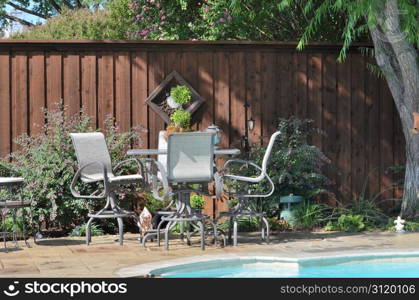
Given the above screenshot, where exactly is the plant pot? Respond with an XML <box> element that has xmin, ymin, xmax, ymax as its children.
<box><xmin>166</xmin><ymin>96</ymin><xmax>181</xmax><ymax>109</ymax></box>
<box><xmin>279</xmin><ymin>195</ymin><xmax>303</xmax><ymax>225</ymax></box>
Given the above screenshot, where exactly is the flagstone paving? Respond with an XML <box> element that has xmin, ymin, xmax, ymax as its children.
<box><xmin>1</xmin><ymin>231</ymin><xmax>418</xmax><ymax>277</ymax></box>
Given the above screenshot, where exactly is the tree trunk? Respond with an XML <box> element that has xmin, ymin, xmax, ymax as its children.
<box><xmin>369</xmin><ymin>0</ymin><xmax>419</xmax><ymax>218</ymax></box>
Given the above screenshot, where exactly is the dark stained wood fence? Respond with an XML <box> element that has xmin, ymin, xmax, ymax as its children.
<box><xmin>0</xmin><ymin>41</ymin><xmax>405</xmax><ymax>216</ymax></box>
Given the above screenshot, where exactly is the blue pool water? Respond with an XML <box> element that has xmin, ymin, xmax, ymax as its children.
<box><xmin>150</xmin><ymin>255</ymin><xmax>419</xmax><ymax>278</ymax></box>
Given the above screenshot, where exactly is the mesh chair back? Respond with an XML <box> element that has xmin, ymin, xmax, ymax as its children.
<box><xmin>167</xmin><ymin>132</ymin><xmax>214</xmax><ymax>183</ymax></box>
<box><xmin>157</xmin><ymin>130</ymin><xmax>168</xmax><ymax>171</ymax></box>
<box><xmin>70</xmin><ymin>132</ymin><xmax>113</xmax><ymax>182</ymax></box>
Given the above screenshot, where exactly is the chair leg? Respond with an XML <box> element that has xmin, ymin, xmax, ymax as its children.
<box><xmin>262</xmin><ymin>216</ymin><xmax>270</xmax><ymax>244</ymax></box>
<box><xmin>164</xmin><ymin>221</ymin><xmax>172</xmax><ymax>251</ymax></box>
<box><xmin>261</xmin><ymin>216</ymin><xmax>265</xmax><ymax>240</ymax></box>
<box><xmin>12</xmin><ymin>209</ymin><xmax>18</xmax><ymax>248</ymax></box>
<box><xmin>199</xmin><ymin>221</ymin><xmax>205</xmax><ymax>251</ymax></box>
<box><xmin>86</xmin><ymin>217</ymin><xmax>94</xmax><ymax>245</ymax></box>
<box><xmin>233</xmin><ymin>218</ymin><xmax>238</xmax><ymax>247</ymax></box>
<box><xmin>21</xmin><ymin>207</ymin><xmax>30</xmax><ymax>248</ymax></box>
<box><xmin>156</xmin><ymin>219</ymin><xmax>165</xmax><ymax>247</ymax></box>
<box><xmin>117</xmin><ymin>217</ymin><xmax>124</xmax><ymax>246</ymax></box>
<box><xmin>228</xmin><ymin>216</ymin><xmax>233</xmax><ymax>244</ymax></box>
<box><xmin>2</xmin><ymin>208</ymin><xmax>7</xmax><ymax>252</ymax></box>
<box><xmin>212</xmin><ymin>221</ymin><xmax>217</xmax><ymax>246</ymax></box>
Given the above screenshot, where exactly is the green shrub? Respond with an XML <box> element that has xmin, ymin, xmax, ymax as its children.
<box><xmin>170</xmin><ymin>85</ymin><xmax>192</xmax><ymax>105</ymax></box>
<box><xmin>190</xmin><ymin>194</ymin><xmax>205</xmax><ymax>210</ymax></box>
<box><xmin>170</xmin><ymin>109</ymin><xmax>191</xmax><ymax>128</ymax></box>
<box><xmin>6</xmin><ymin>101</ymin><xmax>143</xmax><ymax>231</ymax></box>
<box><xmin>69</xmin><ymin>223</ymin><xmax>104</xmax><ymax>237</ymax></box>
<box><xmin>291</xmin><ymin>202</ymin><xmax>333</xmax><ymax>230</ymax></box>
<box><xmin>13</xmin><ymin>2</ymin><xmax>133</xmax><ymax>40</ymax></box>
<box><xmin>326</xmin><ymin>214</ymin><xmax>367</xmax><ymax>232</ymax></box>
<box><xmin>405</xmin><ymin>221</ymin><xmax>419</xmax><ymax>232</ymax></box>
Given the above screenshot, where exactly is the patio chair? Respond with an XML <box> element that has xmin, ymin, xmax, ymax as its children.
<box><xmin>0</xmin><ymin>177</ymin><xmax>31</xmax><ymax>251</ymax></box>
<box><xmin>70</xmin><ymin>132</ymin><xmax>145</xmax><ymax>245</ymax></box>
<box><xmin>215</xmin><ymin>131</ymin><xmax>281</xmax><ymax>246</ymax></box>
<box><xmin>143</xmin><ymin>132</ymin><xmax>222</xmax><ymax>250</ymax></box>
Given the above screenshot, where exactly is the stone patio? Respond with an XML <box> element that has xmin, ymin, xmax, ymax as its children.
<box><xmin>1</xmin><ymin>231</ymin><xmax>418</xmax><ymax>277</ymax></box>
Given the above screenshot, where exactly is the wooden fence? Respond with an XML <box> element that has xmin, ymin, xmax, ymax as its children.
<box><xmin>0</xmin><ymin>41</ymin><xmax>404</xmax><ymax>216</ymax></box>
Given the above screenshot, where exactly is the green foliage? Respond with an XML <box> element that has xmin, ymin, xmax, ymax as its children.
<box><xmin>291</xmin><ymin>202</ymin><xmax>334</xmax><ymax>230</ymax></box>
<box><xmin>190</xmin><ymin>194</ymin><xmax>205</xmax><ymax>210</ymax></box>
<box><xmin>405</xmin><ymin>221</ymin><xmax>419</xmax><ymax>232</ymax></box>
<box><xmin>5</xmin><ymin>101</ymin><xmax>143</xmax><ymax>231</ymax></box>
<box><xmin>129</xmin><ymin>0</ymin><xmax>346</xmax><ymax>41</ymax></box>
<box><xmin>141</xmin><ymin>192</ymin><xmax>171</xmax><ymax>213</ymax></box>
<box><xmin>170</xmin><ymin>109</ymin><xmax>191</xmax><ymax>128</ymax></box>
<box><xmin>326</xmin><ymin>214</ymin><xmax>367</xmax><ymax>232</ymax></box>
<box><xmin>69</xmin><ymin>223</ymin><xmax>104</xmax><ymax>237</ymax></box>
<box><xmin>12</xmin><ymin>1</ymin><xmax>133</xmax><ymax>39</ymax></box>
<box><xmin>239</xmin><ymin>117</ymin><xmax>333</xmax><ymax>203</ymax></box>
<box><xmin>278</xmin><ymin>0</ymin><xmax>419</xmax><ymax>60</ymax></box>
<box><xmin>170</xmin><ymin>85</ymin><xmax>192</xmax><ymax>105</ymax></box>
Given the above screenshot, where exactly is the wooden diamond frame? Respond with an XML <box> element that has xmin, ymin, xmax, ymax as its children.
<box><xmin>145</xmin><ymin>71</ymin><xmax>205</xmax><ymax>124</ymax></box>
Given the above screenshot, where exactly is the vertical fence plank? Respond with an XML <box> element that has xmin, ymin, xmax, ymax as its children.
<box><xmin>180</xmin><ymin>51</ymin><xmax>199</xmax><ymax>130</ymax></box>
<box><xmin>98</xmin><ymin>53</ymin><xmax>114</xmax><ymax>127</ymax></box>
<box><xmin>229</xmin><ymin>52</ymin><xmax>246</xmax><ymax>148</ymax></box>
<box><xmin>350</xmin><ymin>54</ymin><xmax>366</xmax><ymax>201</ymax></box>
<box><xmin>132</xmin><ymin>51</ymin><xmax>149</xmax><ymax>148</ymax></box>
<box><xmin>246</xmin><ymin>51</ymin><xmax>262</xmax><ymax>145</ymax></box>
<box><xmin>81</xmin><ymin>53</ymin><xmax>97</xmax><ymax>127</ymax></box>
<box><xmin>63</xmin><ymin>53</ymin><xmax>80</xmax><ymax>117</ymax></box>
<box><xmin>148</xmin><ymin>52</ymin><xmax>165</xmax><ymax>148</ymax></box>
<box><xmin>322</xmin><ymin>54</ymin><xmax>337</xmax><ymax>196</ymax></box>
<box><xmin>214</xmin><ymin>51</ymin><xmax>230</xmax><ymax>149</ymax></box>
<box><xmin>380</xmin><ymin>80</ymin><xmax>395</xmax><ymax>202</ymax></box>
<box><xmin>29</xmin><ymin>53</ymin><xmax>45</xmax><ymax>135</ymax></box>
<box><xmin>115</xmin><ymin>52</ymin><xmax>131</xmax><ymax>133</ymax></box>
<box><xmin>46</xmin><ymin>53</ymin><xmax>62</xmax><ymax>109</ymax></box>
<box><xmin>365</xmin><ymin>57</ymin><xmax>381</xmax><ymax>199</ymax></box>
<box><xmin>197</xmin><ymin>52</ymin><xmax>214</xmax><ymax>130</ymax></box>
<box><xmin>0</xmin><ymin>52</ymin><xmax>10</xmax><ymax>158</ymax></box>
<box><xmin>279</xmin><ymin>52</ymin><xmax>293</xmax><ymax>117</ymax></box>
<box><xmin>295</xmin><ymin>52</ymin><xmax>308</xmax><ymax>119</ymax></box>
<box><xmin>336</xmin><ymin>56</ymin><xmax>352</xmax><ymax>203</ymax></box>
<box><xmin>308</xmin><ymin>53</ymin><xmax>323</xmax><ymax>149</ymax></box>
<box><xmin>11</xmin><ymin>53</ymin><xmax>28</xmax><ymax>152</ymax></box>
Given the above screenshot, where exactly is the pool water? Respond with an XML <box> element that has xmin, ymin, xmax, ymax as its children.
<box><xmin>150</xmin><ymin>256</ymin><xmax>419</xmax><ymax>278</ymax></box>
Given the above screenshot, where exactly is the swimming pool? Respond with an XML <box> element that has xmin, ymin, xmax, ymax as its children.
<box><xmin>149</xmin><ymin>254</ymin><xmax>419</xmax><ymax>278</ymax></box>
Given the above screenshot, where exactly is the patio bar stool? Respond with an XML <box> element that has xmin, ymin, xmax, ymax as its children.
<box><xmin>0</xmin><ymin>177</ymin><xmax>31</xmax><ymax>252</ymax></box>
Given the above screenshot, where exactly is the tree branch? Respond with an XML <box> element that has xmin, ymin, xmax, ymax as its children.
<box><xmin>7</xmin><ymin>2</ymin><xmax>48</xmax><ymax>19</ymax></box>
<box><xmin>62</xmin><ymin>0</ymin><xmax>75</xmax><ymax>9</ymax></box>
<box><xmin>4</xmin><ymin>14</ymin><xmax>35</xmax><ymax>27</ymax></box>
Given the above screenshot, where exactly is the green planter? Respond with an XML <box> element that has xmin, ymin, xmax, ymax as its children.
<box><xmin>279</xmin><ymin>195</ymin><xmax>303</xmax><ymax>225</ymax></box>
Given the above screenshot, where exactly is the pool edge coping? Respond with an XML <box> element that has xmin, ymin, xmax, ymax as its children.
<box><xmin>114</xmin><ymin>249</ymin><xmax>419</xmax><ymax>278</ymax></box>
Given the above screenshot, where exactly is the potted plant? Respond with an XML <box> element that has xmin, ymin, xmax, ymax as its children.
<box><xmin>190</xmin><ymin>194</ymin><xmax>205</xmax><ymax>212</ymax></box>
<box><xmin>166</xmin><ymin>85</ymin><xmax>192</xmax><ymax>109</ymax></box>
<box><xmin>165</xmin><ymin>109</ymin><xmax>192</xmax><ymax>137</ymax></box>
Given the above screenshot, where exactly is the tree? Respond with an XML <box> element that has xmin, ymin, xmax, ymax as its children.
<box><xmin>280</xmin><ymin>0</ymin><xmax>418</xmax><ymax>217</ymax></box>
<box><xmin>0</xmin><ymin>0</ymin><xmax>108</xmax><ymax>28</ymax></box>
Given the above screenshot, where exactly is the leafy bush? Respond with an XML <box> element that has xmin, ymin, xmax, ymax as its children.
<box><xmin>291</xmin><ymin>202</ymin><xmax>334</xmax><ymax>230</ymax></box>
<box><xmin>325</xmin><ymin>214</ymin><xmax>367</xmax><ymax>232</ymax></box>
<box><xmin>69</xmin><ymin>223</ymin><xmax>104</xmax><ymax>237</ymax></box>
<box><xmin>6</xmin><ymin>101</ymin><xmax>143</xmax><ymax>232</ymax></box>
<box><xmin>170</xmin><ymin>109</ymin><xmax>191</xmax><ymax>128</ymax></box>
<box><xmin>190</xmin><ymin>194</ymin><xmax>205</xmax><ymax>210</ymax></box>
<box><xmin>170</xmin><ymin>85</ymin><xmax>192</xmax><ymax>106</ymax></box>
<box><xmin>13</xmin><ymin>1</ymin><xmax>133</xmax><ymax>40</ymax></box>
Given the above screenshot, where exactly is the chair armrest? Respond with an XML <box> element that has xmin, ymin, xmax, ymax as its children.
<box><xmin>70</xmin><ymin>161</ymin><xmax>110</xmax><ymax>199</ymax></box>
<box><xmin>222</xmin><ymin>158</ymin><xmax>265</xmax><ymax>183</ymax></box>
<box><xmin>222</xmin><ymin>159</ymin><xmax>275</xmax><ymax>198</ymax></box>
<box><xmin>113</xmin><ymin>158</ymin><xmax>147</xmax><ymax>183</ymax></box>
